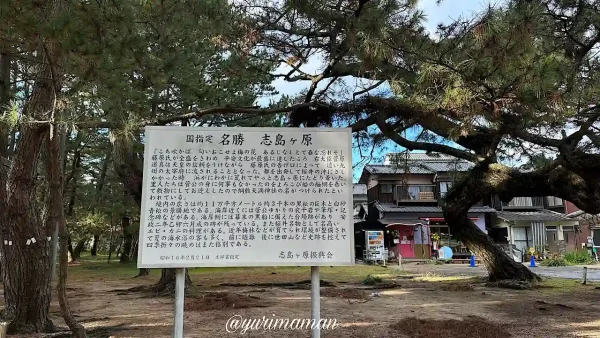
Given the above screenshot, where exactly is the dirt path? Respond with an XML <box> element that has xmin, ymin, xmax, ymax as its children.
<box><xmin>6</xmin><ymin>271</ymin><xmax>597</xmax><ymax>338</ymax></box>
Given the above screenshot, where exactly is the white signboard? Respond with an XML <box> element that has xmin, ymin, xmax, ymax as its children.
<box><xmin>137</xmin><ymin>127</ymin><xmax>354</xmax><ymax>268</ymax></box>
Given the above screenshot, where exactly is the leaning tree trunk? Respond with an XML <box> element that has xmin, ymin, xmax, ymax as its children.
<box><xmin>72</xmin><ymin>238</ymin><xmax>87</xmax><ymax>260</ymax></box>
<box><xmin>442</xmin><ymin>165</ymin><xmax>540</xmax><ymax>282</ymax></box>
<box><xmin>443</xmin><ymin>211</ymin><xmax>539</xmax><ymax>281</ymax></box>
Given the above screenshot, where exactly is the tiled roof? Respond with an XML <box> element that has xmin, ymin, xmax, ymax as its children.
<box><xmin>386</xmin><ymin>153</ymin><xmax>459</xmax><ymax>162</ymax></box>
<box><xmin>365</xmin><ymin>162</ymin><xmax>437</xmax><ymax>175</ymax></box>
<box><xmin>375</xmin><ymin>203</ymin><xmax>496</xmax><ymax>214</ymax></box>
<box><xmin>366</xmin><ymin>153</ymin><xmax>474</xmax><ymax>175</ymax></box>
<box><xmin>496</xmin><ymin>210</ymin><xmax>574</xmax><ymax>222</ymax></box>
<box><xmin>419</xmin><ymin>161</ymin><xmax>473</xmax><ymax>172</ymax></box>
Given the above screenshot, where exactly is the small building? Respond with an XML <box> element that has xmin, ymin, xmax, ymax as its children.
<box><xmin>370</xmin><ymin>203</ymin><xmax>496</xmax><ymax>259</ymax></box>
<box><xmin>491</xmin><ymin>210</ymin><xmax>579</xmax><ymax>256</ymax></box>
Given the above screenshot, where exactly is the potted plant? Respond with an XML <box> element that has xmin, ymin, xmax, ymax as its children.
<box><xmin>431</xmin><ymin>233</ymin><xmax>440</xmax><ymax>250</ymax></box>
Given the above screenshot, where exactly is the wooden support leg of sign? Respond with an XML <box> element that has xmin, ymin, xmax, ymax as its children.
<box><xmin>173</xmin><ymin>268</ymin><xmax>186</xmax><ymax>338</ymax></box>
<box><xmin>311</xmin><ymin>266</ymin><xmax>320</xmax><ymax>338</ymax></box>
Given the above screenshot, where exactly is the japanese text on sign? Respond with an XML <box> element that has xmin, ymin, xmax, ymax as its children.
<box><xmin>137</xmin><ymin>127</ymin><xmax>354</xmax><ymax>268</ymax></box>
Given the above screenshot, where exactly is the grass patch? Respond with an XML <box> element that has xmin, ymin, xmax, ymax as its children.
<box><xmin>391</xmin><ymin>316</ymin><xmax>511</xmax><ymax>338</ymax></box>
<box><xmin>68</xmin><ymin>254</ymin><xmax>396</xmax><ymax>285</ymax></box>
<box><xmin>539</xmin><ymin>257</ymin><xmax>568</xmax><ymax>267</ymax></box>
<box><xmin>537</xmin><ymin>277</ymin><xmax>599</xmax><ymax>292</ymax></box>
<box><xmin>564</xmin><ymin>250</ymin><xmax>595</xmax><ymax>265</ymax></box>
<box><xmin>362</xmin><ymin>274</ymin><xmax>383</xmax><ymax>285</ymax></box>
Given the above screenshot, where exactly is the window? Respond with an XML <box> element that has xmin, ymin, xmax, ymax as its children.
<box><xmin>546</xmin><ymin>226</ymin><xmax>557</xmax><ymax>231</ymax></box>
<box><xmin>562</xmin><ymin>225</ymin><xmax>575</xmax><ymax>232</ymax></box>
<box><xmin>439</xmin><ymin>182</ymin><xmax>452</xmax><ymax>198</ymax></box>
<box><xmin>380</xmin><ymin>184</ymin><xmax>393</xmax><ymax>194</ymax></box>
<box><xmin>396</xmin><ymin>185</ymin><xmax>436</xmax><ymax>200</ymax></box>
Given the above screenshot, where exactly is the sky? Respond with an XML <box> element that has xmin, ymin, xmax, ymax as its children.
<box><xmin>256</xmin><ymin>0</ymin><xmax>500</xmax><ymax>182</ymax></box>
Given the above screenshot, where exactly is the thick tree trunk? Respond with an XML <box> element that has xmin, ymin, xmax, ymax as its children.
<box><xmin>442</xmin><ymin>166</ymin><xmax>540</xmax><ymax>282</ymax></box>
<box><xmin>72</xmin><ymin>238</ymin><xmax>87</xmax><ymax>260</ymax></box>
<box><xmin>156</xmin><ymin>268</ymin><xmax>192</xmax><ymax>292</ymax></box>
<box><xmin>120</xmin><ymin>215</ymin><xmax>133</xmax><ymax>263</ymax></box>
<box><xmin>91</xmin><ymin>234</ymin><xmax>99</xmax><ymax>256</ymax></box>
<box><xmin>443</xmin><ymin>211</ymin><xmax>539</xmax><ymax>281</ymax></box>
<box><xmin>0</xmin><ymin>41</ymin><xmax>63</xmax><ymax>333</ymax></box>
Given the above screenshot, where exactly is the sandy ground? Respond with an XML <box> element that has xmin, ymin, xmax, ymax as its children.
<box><xmin>395</xmin><ymin>263</ymin><xmax>600</xmax><ymax>281</ymax></box>
<box><xmin>3</xmin><ymin>264</ymin><xmax>600</xmax><ymax>338</ymax></box>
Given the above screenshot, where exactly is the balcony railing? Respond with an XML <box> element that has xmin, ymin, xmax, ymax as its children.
<box><xmin>501</xmin><ymin>196</ymin><xmax>544</xmax><ymax>209</ymax></box>
<box><xmin>394</xmin><ymin>185</ymin><xmax>436</xmax><ymax>201</ymax></box>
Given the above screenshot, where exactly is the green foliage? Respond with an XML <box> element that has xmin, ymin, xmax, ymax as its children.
<box><xmin>563</xmin><ymin>250</ymin><xmax>594</xmax><ymax>265</ymax></box>
<box><xmin>362</xmin><ymin>274</ymin><xmax>383</xmax><ymax>285</ymax></box>
<box><xmin>539</xmin><ymin>257</ymin><xmax>568</xmax><ymax>267</ymax></box>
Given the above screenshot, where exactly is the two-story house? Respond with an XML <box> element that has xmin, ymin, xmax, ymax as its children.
<box><xmin>358</xmin><ymin>153</ymin><xmax>497</xmax><ymax>260</ymax></box>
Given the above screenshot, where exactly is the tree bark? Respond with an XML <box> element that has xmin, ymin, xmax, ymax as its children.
<box><xmin>120</xmin><ymin>215</ymin><xmax>133</xmax><ymax>263</ymax></box>
<box><xmin>136</xmin><ymin>268</ymin><xmax>150</xmax><ymax>277</ymax></box>
<box><xmin>45</xmin><ymin>112</ymin><xmax>86</xmax><ymax>338</ymax></box>
<box><xmin>443</xmin><ymin>211</ymin><xmax>539</xmax><ymax>281</ymax></box>
<box><xmin>442</xmin><ymin>165</ymin><xmax>540</xmax><ymax>282</ymax></box>
<box><xmin>0</xmin><ymin>53</ymin><xmax>11</xmax><ymax>158</ymax></box>
<box><xmin>0</xmin><ymin>42</ymin><xmax>62</xmax><ymax>333</ymax></box>
<box><xmin>72</xmin><ymin>238</ymin><xmax>87</xmax><ymax>260</ymax></box>
<box><xmin>90</xmin><ymin>234</ymin><xmax>99</xmax><ymax>256</ymax></box>
<box><xmin>156</xmin><ymin>268</ymin><xmax>192</xmax><ymax>293</ymax></box>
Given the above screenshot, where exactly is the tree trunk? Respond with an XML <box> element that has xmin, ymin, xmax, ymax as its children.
<box><xmin>156</xmin><ymin>268</ymin><xmax>192</xmax><ymax>293</ymax></box>
<box><xmin>72</xmin><ymin>238</ymin><xmax>87</xmax><ymax>260</ymax></box>
<box><xmin>46</xmin><ymin>112</ymin><xmax>86</xmax><ymax>338</ymax></box>
<box><xmin>68</xmin><ymin>236</ymin><xmax>75</xmax><ymax>262</ymax></box>
<box><xmin>110</xmin><ymin>131</ymin><xmax>193</xmax><ymax>288</ymax></box>
<box><xmin>120</xmin><ymin>215</ymin><xmax>133</xmax><ymax>263</ymax></box>
<box><xmin>443</xmin><ymin>211</ymin><xmax>540</xmax><ymax>281</ymax></box>
<box><xmin>132</xmin><ymin>235</ymin><xmax>139</xmax><ymax>260</ymax></box>
<box><xmin>90</xmin><ymin>234</ymin><xmax>99</xmax><ymax>256</ymax></box>
<box><xmin>0</xmin><ymin>42</ymin><xmax>63</xmax><ymax>333</ymax></box>
<box><xmin>442</xmin><ymin>166</ymin><xmax>540</xmax><ymax>282</ymax></box>
<box><xmin>136</xmin><ymin>268</ymin><xmax>150</xmax><ymax>277</ymax></box>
